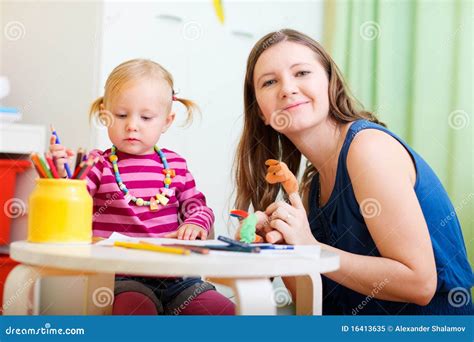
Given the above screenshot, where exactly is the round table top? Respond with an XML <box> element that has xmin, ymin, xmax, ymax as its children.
<box><xmin>10</xmin><ymin>240</ymin><xmax>339</xmax><ymax>278</ymax></box>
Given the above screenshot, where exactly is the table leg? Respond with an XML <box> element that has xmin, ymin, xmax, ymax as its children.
<box><xmin>295</xmin><ymin>273</ymin><xmax>322</xmax><ymax>315</ymax></box>
<box><xmin>207</xmin><ymin>277</ymin><xmax>276</xmax><ymax>315</ymax></box>
<box><xmin>3</xmin><ymin>264</ymin><xmax>114</xmax><ymax>315</ymax></box>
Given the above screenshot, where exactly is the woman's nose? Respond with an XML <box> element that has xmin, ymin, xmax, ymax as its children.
<box><xmin>279</xmin><ymin>78</ymin><xmax>298</xmax><ymax>98</ymax></box>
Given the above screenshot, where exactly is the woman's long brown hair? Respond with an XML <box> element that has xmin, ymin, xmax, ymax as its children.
<box><xmin>234</xmin><ymin>29</ymin><xmax>385</xmax><ymax>212</ymax></box>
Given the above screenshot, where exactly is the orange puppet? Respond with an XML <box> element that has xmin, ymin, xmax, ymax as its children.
<box><xmin>263</xmin><ymin>159</ymin><xmax>299</xmax><ymax>244</ymax></box>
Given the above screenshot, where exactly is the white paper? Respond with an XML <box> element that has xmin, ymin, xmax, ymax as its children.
<box><xmin>95</xmin><ymin>232</ymin><xmax>227</xmax><ymax>247</ymax></box>
<box><xmin>95</xmin><ymin>232</ymin><xmax>320</xmax><ymax>259</ymax></box>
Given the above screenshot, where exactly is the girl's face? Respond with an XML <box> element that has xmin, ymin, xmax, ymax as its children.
<box><xmin>253</xmin><ymin>41</ymin><xmax>330</xmax><ymax>134</ymax></box>
<box><xmin>106</xmin><ymin>78</ymin><xmax>175</xmax><ymax>155</ymax></box>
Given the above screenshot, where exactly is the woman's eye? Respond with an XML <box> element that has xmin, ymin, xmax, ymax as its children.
<box><xmin>262</xmin><ymin>79</ymin><xmax>276</xmax><ymax>87</ymax></box>
<box><xmin>296</xmin><ymin>70</ymin><xmax>311</xmax><ymax>77</ymax></box>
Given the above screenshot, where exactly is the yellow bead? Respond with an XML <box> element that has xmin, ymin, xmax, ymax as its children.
<box><xmin>109</xmin><ymin>155</ymin><xmax>118</xmax><ymax>162</ymax></box>
<box><xmin>164</xmin><ymin>178</ymin><xmax>172</xmax><ymax>185</ymax></box>
<box><xmin>149</xmin><ymin>197</ymin><xmax>159</xmax><ymax>211</ymax></box>
<box><xmin>136</xmin><ymin>198</ymin><xmax>144</xmax><ymax>206</ymax></box>
<box><xmin>156</xmin><ymin>194</ymin><xmax>169</xmax><ymax>205</ymax></box>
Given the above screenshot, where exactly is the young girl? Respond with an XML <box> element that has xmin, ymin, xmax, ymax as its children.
<box><xmin>234</xmin><ymin>29</ymin><xmax>473</xmax><ymax>315</ymax></box>
<box><xmin>50</xmin><ymin>59</ymin><xmax>234</xmax><ymax>315</ymax></box>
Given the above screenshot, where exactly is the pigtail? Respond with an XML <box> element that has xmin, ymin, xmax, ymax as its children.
<box><xmin>88</xmin><ymin>96</ymin><xmax>115</xmax><ymax>128</ymax></box>
<box><xmin>89</xmin><ymin>96</ymin><xmax>104</xmax><ymax>122</ymax></box>
<box><xmin>173</xmin><ymin>95</ymin><xmax>200</xmax><ymax>127</ymax></box>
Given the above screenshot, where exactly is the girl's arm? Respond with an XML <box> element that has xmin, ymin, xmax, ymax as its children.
<box><xmin>176</xmin><ymin>164</ymin><xmax>215</xmax><ymax>233</ymax></box>
<box><xmin>84</xmin><ymin>150</ymin><xmax>105</xmax><ymax>197</ymax></box>
<box><xmin>49</xmin><ymin>135</ymin><xmax>75</xmax><ymax>178</ymax></box>
<box><xmin>269</xmin><ymin>130</ymin><xmax>437</xmax><ymax>306</ymax></box>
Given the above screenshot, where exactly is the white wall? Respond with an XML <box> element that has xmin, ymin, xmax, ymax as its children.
<box><xmin>0</xmin><ymin>0</ymin><xmax>102</xmax><ymax>150</ymax></box>
<box><xmin>1</xmin><ymin>0</ymin><xmax>324</xmax><ymax>237</ymax></box>
<box><xmin>95</xmin><ymin>0</ymin><xmax>324</xmax><ymax>235</ymax></box>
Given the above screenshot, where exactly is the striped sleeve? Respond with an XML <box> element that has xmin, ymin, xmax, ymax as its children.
<box><xmin>86</xmin><ymin>149</ymin><xmax>106</xmax><ymax>197</ymax></box>
<box><xmin>176</xmin><ymin>162</ymin><xmax>215</xmax><ymax>232</ymax></box>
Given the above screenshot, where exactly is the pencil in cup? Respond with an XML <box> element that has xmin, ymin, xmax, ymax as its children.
<box><xmin>75</xmin><ymin>156</ymin><xmax>98</xmax><ymax>180</ymax></box>
<box><xmin>44</xmin><ymin>152</ymin><xmax>60</xmax><ymax>178</ymax></box>
<box><xmin>30</xmin><ymin>153</ymin><xmax>48</xmax><ymax>178</ymax></box>
<box><xmin>73</xmin><ymin>160</ymin><xmax>85</xmax><ymax>179</ymax></box>
<box><xmin>50</xmin><ymin>124</ymin><xmax>72</xmax><ymax>178</ymax></box>
<box><xmin>75</xmin><ymin>148</ymin><xmax>84</xmax><ymax>170</ymax></box>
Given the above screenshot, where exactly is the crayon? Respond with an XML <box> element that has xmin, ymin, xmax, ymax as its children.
<box><xmin>50</xmin><ymin>124</ymin><xmax>72</xmax><ymax>178</ymax></box>
<box><xmin>45</xmin><ymin>152</ymin><xmax>59</xmax><ymax>178</ymax></box>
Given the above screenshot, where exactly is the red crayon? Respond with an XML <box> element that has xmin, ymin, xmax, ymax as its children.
<box><xmin>77</xmin><ymin>157</ymin><xmax>97</xmax><ymax>180</ymax></box>
<box><xmin>73</xmin><ymin>161</ymin><xmax>85</xmax><ymax>179</ymax></box>
<box><xmin>44</xmin><ymin>152</ymin><xmax>59</xmax><ymax>178</ymax></box>
<box><xmin>75</xmin><ymin>148</ymin><xmax>84</xmax><ymax>170</ymax></box>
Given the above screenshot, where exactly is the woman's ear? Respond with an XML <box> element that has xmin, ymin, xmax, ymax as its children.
<box><xmin>162</xmin><ymin>111</ymin><xmax>176</xmax><ymax>133</ymax></box>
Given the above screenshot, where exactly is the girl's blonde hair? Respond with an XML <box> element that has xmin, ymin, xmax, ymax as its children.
<box><xmin>89</xmin><ymin>58</ymin><xmax>198</xmax><ymax>126</ymax></box>
<box><xmin>234</xmin><ymin>29</ymin><xmax>385</xmax><ymax>212</ymax></box>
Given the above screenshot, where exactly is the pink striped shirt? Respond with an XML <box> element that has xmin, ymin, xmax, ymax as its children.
<box><xmin>86</xmin><ymin>148</ymin><xmax>214</xmax><ymax>238</ymax></box>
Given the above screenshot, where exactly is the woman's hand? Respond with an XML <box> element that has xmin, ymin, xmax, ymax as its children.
<box><xmin>49</xmin><ymin>135</ymin><xmax>75</xmax><ymax>178</ymax></box>
<box><xmin>265</xmin><ymin>193</ymin><xmax>318</xmax><ymax>245</ymax></box>
<box><xmin>164</xmin><ymin>224</ymin><xmax>208</xmax><ymax>240</ymax></box>
<box><xmin>234</xmin><ymin>211</ymin><xmax>267</xmax><ymax>241</ymax></box>
<box><xmin>234</xmin><ymin>211</ymin><xmax>284</xmax><ymax>243</ymax></box>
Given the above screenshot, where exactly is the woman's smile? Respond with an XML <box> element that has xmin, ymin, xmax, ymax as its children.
<box><xmin>283</xmin><ymin>100</ymin><xmax>311</xmax><ymax>111</ymax></box>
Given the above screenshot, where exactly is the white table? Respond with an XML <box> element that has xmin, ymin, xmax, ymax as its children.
<box><xmin>3</xmin><ymin>241</ymin><xmax>339</xmax><ymax>315</ymax></box>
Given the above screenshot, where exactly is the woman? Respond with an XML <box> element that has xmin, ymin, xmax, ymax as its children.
<box><xmin>234</xmin><ymin>29</ymin><xmax>472</xmax><ymax>315</ymax></box>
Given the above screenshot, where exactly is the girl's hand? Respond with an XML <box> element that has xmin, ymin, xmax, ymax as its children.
<box><xmin>164</xmin><ymin>224</ymin><xmax>208</xmax><ymax>240</ymax></box>
<box><xmin>265</xmin><ymin>193</ymin><xmax>318</xmax><ymax>245</ymax></box>
<box><xmin>49</xmin><ymin>135</ymin><xmax>75</xmax><ymax>178</ymax></box>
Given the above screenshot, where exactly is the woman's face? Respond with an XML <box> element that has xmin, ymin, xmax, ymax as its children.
<box><xmin>253</xmin><ymin>41</ymin><xmax>330</xmax><ymax>134</ymax></box>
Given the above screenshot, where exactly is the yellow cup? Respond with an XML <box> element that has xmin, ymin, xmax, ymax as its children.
<box><xmin>28</xmin><ymin>178</ymin><xmax>92</xmax><ymax>244</ymax></box>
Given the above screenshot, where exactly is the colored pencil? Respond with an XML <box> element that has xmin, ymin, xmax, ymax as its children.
<box><xmin>162</xmin><ymin>244</ymin><xmax>210</xmax><ymax>255</ymax></box>
<box><xmin>31</xmin><ymin>153</ymin><xmax>53</xmax><ymax>179</ymax></box>
<box><xmin>75</xmin><ymin>148</ymin><xmax>84</xmax><ymax>170</ymax></box>
<box><xmin>30</xmin><ymin>153</ymin><xmax>47</xmax><ymax>178</ymax></box>
<box><xmin>218</xmin><ymin>235</ymin><xmax>253</xmax><ymax>248</ymax></box>
<box><xmin>50</xmin><ymin>124</ymin><xmax>72</xmax><ymax>178</ymax></box>
<box><xmin>77</xmin><ymin>156</ymin><xmax>97</xmax><ymax>180</ymax></box>
<box><xmin>44</xmin><ymin>152</ymin><xmax>59</xmax><ymax>178</ymax></box>
<box><xmin>114</xmin><ymin>241</ymin><xmax>191</xmax><ymax>255</ymax></box>
<box><xmin>202</xmin><ymin>244</ymin><xmax>260</xmax><ymax>253</ymax></box>
<box><xmin>73</xmin><ymin>161</ymin><xmax>85</xmax><ymax>179</ymax></box>
<box><xmin>38</xmin><ymin>154</ymin><xmax>53</xmax><ymax>178</ymax></box>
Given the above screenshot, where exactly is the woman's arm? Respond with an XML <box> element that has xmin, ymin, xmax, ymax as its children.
<box><xmin>267</xmin><ymin>130</ymin><xmax>437</xmax><ymax>306</ymax></box>
<box><xmin>322</xmin><ymin>129</ymin><xmax>437</xmax><ymax>305</ymax></box>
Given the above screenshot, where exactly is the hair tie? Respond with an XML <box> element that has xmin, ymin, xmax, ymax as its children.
<box><xmin>172</xmin><ymin>95</ymin><xmax>177</xmax><ymax>101</ymax></box>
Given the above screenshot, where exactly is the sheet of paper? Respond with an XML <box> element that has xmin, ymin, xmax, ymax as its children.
<box><xmin>94</xmin><ymin>232</ymin><xmax>227</xmax><ymax>247</ymax></box>
<box><xmin>95</xmin><ymin>232</ymin><xmax>320</xmax><ymax>258</ymax></box>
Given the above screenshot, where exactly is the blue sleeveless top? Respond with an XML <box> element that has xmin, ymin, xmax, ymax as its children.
<box><xmin>307</xmin><ymin>120</ymin><xmax>473</xmax><ymax>315</ymax></box>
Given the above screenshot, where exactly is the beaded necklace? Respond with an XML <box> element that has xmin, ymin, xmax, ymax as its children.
<box><xmin>109</xmin><ymin>145</ymin><xmax>175</xmax><ymax>211</ymax></box>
